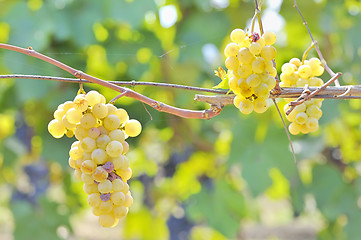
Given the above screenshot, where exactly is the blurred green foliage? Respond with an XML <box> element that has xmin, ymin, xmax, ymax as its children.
<box><xmin>0</xmin><ymin>0</ymin><xmax>361</xmax><ymax>239</ymax></box>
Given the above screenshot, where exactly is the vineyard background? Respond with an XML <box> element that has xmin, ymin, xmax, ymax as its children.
<box><xmin>0</xmin><ymin>0</ymin><xmax>361</xmax><ymax>239</ymax></box>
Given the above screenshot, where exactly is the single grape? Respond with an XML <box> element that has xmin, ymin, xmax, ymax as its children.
<box><xmin>237</xmin><ymin>47</ymin><xmax>253</xmax><ymax>64</ymax></box>
<box><xmin>289</xmin><ymin>58</ymin><xmax>301</xmax><ymax>67</ymax></box>
<box><xmin>110</xmin><ymin>155</ymin><xmax>125</xmax><ymax>170</ymax></box>
<box><xmin>117</xmin><ymin>167</ymin><xmax>132</xmax><ymax>181</ymax></box>
<box><xmin>82</xmin><ymin>173</ymin><xmax>95</xmax><ymax>185</ymax></box>
<box><xmin>295</xmin><ymin>112</ymin><xmax>308</xmax><ymax>125</ymax></box>
<box><xmin>306</xmin><ymin>117</ymin><xmax>319</xmax><ymax>132</ymax></box>
<box><xmin>99</xmin><ymin>201</ymin><xmax>113</xmax><ymax>214</ymax></box>
<box><xmin>62</xmin><ymin>115</ymin><xmax>76</xmax><ymax>129</ymax></box>
<box><xmin>224</xmin><ymin>43</ymin><xmax>239</xmax><ymax>57</ymax></box>
<box><xmin>262</xmin><ymin>32</ymin><xmax>276</xmax><ymax>45</ymax></box>
<box><xmin>69</xmin><ymin>147</ymin><xmax>83</xmax><ymax>160</ymax></box>
<box><xmin>80</xmin><ymin>113</ymin><xmax>97</xmax><ymax>129</ymax></box>
<box><xmin>230</xmin><ymin>28</ymin><xmax>246</xmax><ymax>43</ymax></box>
<box><xmin>106</xmin><ymin>104</ymin><xmax>117</xmax><ymax>115</ymax></box>
<box><xmin>96</xmin><ymin>134</ymin><xmax>111</xmax><ymax>149</ymax></box>
<box><xmin>298</xmin><ymin>65</ymin><xmax>312</xmax><ymax>79</ymax></box>
<box><xmin>114</xmin><ymin>109</ymin><xmax>129</xmax><ymax>125</ymax></box>
<box><xmin>111</xmin><ymin>191</ymin><xmax>125</xmax><ymax>205</ymax></box>
<box><xmin>307</xmin><ymin>57</ymin><xmax>324</xmax><ymax>76</ymax></box>
<box><xmin>88</xmin><ymin>127</ymin><xmax>101</xmax><ymax>139</ymax></box>
<box><xmin>237</xmin><ymin>64</ymin><xmax>252</xmax><ymax>78</ymax></box>
<box><xmin>73</xmin><ymin>94</ymin><xmax>89</xmax><ymax>112</ymax></box>
<box><xmin>249</xmin><ymin>42</ymin><xmax>262</xmax><ymax>55</ymax></box>
<box><xmin>48</xmin><ymin>119</ymin><xmax>66</xmax><ymax>138</ymax></box>
<box><xmin>252</xmin><ymin>57</ymin><xmax>266</xmax><ymax>74</ymax></box>
<box><xmin>54</xmin><ymin>109</ymin><xmax>66</xmax><ymax>121</ymax></box>
<box><xmin>86</xmin><ymin>90</ymin><xmax>101</xmax><ymax>107</ymax></box>
<box><xmin>98</xmin><ymin>180</ymin><xmax>113</xmax><ymax>193</ymax></box>
<box><xmin>123</xmin><ymin>194</ymin><xmax>133</xmax><ymax>208</ymax></box>
<box><xmin>91</xmin><ymin>148</ymin><xmax>107</xmax><ymax>165</ymax></box>
<box><xmin>109</xmin><ymin>129</ymin><xmax>126</xmax><ymax>142</ymax></box>
<box><xmin>88</xmin><ymin>193</ymin><xmax>101</xmax><ymax>207</ymax></box>
<box><xmin>253</xmin><ymin>99</ymin><xmax>268</xmax><ymax>113</ymax></box>
<box><xmin>81</xmin><ymin>160</ymin><xmax>97</xmax><ymax>174</ymax></box>
<box><xmin>246</xmin><ymin>74</ymin><xmax>261</xmax><ymax>88</ymax></box>
<box><xmin>112</xmin><ymin>178</ymin><xmax>125</xmax><ymax>192</ymax></box>
<box><xmin>92</xmin><ymin>103</ymin><xmax>108</xmax><ymax>119</ymax></box>
<box><xmin>74</xmin><ymin>125</ymin><xmax>88</xmax><ymax>140</ymax></box>
<box><xmin>93</xmin><ymin>166</ymin><xmax>109</xmax><ymax>182</ymax></box>
<box><xmin>288</xmin><ymin>122</ymin><xmax>301</xmax><ymax>135</ymax></box>
<box><xmin>106</xmin><ymin>141</ymin><xmax>123</xmax><ymax>158</ymax></box>
<box><xmin>239</xmin><ymin>99</ymin><xmax>254</xmax><ymax>114</ymax></box>
<box><xmin>124</xmin><ymin>120</ymin><xmax>142</xmax><ymax>137</ymax></box>
<box><xmin>281</xmin><ymin>63</ymin><xmax>297</xmax><ymax>75</ymax></box>
<box><xmin>225</xmin><ymin>56</ymin><xmax>239</xmax><ymax>71</ymax></box>
<box><xmin>62</xmin><ymin>101</ymin><xmax>75</xmax><ymax>112</ymax></box>
<box><xmin>81</xmin><ymin>137</ymin><xmax>97</xmax><ymax>153</ymax></box>
<box><xmin>99</xmin><ymin>214</ymin><xmax>117</xmax><ymax>228</ymax></box>
<box><xmin>122</xmin><ymin>141</ymin><xmax>129</xmax><ymax>154</ymax></box>
<box><xmin>83</xmin><ymin>183</ymin><xmax>99</xmax><ymax>194</ymax></box>
<box><xmin>113</xmin><ymin>205</ymin><xmax>128</xmax><ymax>219</ymax></box>
<box><xmin>74</xmin><ymin>169</ymin><xmax>82</xmax><ymax>181</ymax></box>
<box><xmin>260</xmin><ymin>45</ymin><xmax>276</xmax><ymax>61</ymax></box>
<box><xmin>103</xmin><ymin>114</ymin><xmax>121</xmax><ymax>131</ymax></box>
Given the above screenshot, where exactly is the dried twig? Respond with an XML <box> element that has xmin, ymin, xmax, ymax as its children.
<box><xmin>0</xmin><ymin>43</ymin><xmax>222</xmax><ymax>120</ymax></box>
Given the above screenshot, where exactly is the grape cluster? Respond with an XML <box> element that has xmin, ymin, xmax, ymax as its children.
<box><xmin>48</xmin><ymin>90</ymin><xmax>142</xmax><ymax>227</ymax></box>
<box><xmin>280</xmin><ymin>57</ymin><xmax>324</xmax><ymax>135</ymax></box>
<box><xmin>223</xmin><ymin>29</ymin><xmax>277</xmax><ymax>114</ymax></box>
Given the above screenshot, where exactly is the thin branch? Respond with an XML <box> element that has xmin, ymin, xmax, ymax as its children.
<box><xmin>293</xmin><ymin>0</ymin><xmax>340</xmax><ymax>86</ymax></box>
<box><xmin>0</xmin><ymin>74</ymin><xmax>228</xmax><ymax>94</ymax></box>
<box><xmin>0</xmin><ymin>43</ymin><xmax>222</xmax><ymax>120</ymax></box>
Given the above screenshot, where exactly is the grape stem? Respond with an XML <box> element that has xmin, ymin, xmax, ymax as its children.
<box><xmin>0</xmin><ymin>43</ymin><xmax>222</xmax><ymax>120</ymax></box>
<box><xmin>293</xmin><ymin>0</ymin><xmax>340</xmax><ymax>86</ymax></box>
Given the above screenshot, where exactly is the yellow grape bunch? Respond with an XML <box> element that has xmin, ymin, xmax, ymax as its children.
<box><xmin>281</xmin><ymin>57</ymin><xmax>324</xmax><ymax>135</ymax></box>
<box><xmin>223</xmin><ymin>29</ymin><xmax>277</xmax><ymax>114</ymax></box>
<box><xmin>48</xmin><ymin>90</ymin><xmax>142</xmax><ymax>228</ymax></box>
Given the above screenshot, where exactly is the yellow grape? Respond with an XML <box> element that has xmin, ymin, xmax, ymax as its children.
<box><xmin>224</xmin><ymin>43</ymin><xmax>239</xmax><ymax>57</ymax></box>
<box><xmin>92</xmin><ymin>103</ymin><xmax>108</xmax><ymax>119</ymax></box>
<box><xmin>262</xmin><ymin>32</ymin><xmax>276</xmax><ymax>45</ymax></box>
<box><xmin>103</xmin><ymin>114</ymin><xmax>121</xmax><ymax>131</ymax></box>
<box><xmin>48</xmin><ymin>119</ymin><xmax>66</xmax><ymax>138</ymax></box>
<box><xmin>124</xmin><ymin>119</ymin><xmax>142</xmax><ymax>137</ymax></box>
<box><xmin>225</xmin><ymin>56</ymin><xmax>239</xmax><ymax>71</ymax></box>
<box><xmin>99</xmin><ymin>214</ymin><xmax>117</xmax><ymax>228</ymax></box>
<box><xmin>230</xmin><ymin>28</ymin><xmax>246</xmax><ymax>43</ymax></box>
<box><xmin>111</xmin><ymin>191</ymin><xmax>125</xmax><ymax>205</ymax></box>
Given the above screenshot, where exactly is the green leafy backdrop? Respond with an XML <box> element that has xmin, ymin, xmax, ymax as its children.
<box><xmin>0</xmin><ymin>0</ymin><xmax>360</xmax><ymax>239</ymax></box>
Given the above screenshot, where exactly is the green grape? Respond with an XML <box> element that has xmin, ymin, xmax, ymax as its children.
<box><xmin>69</xmin><ymin>147</ymin><xmax>83</xmax><ymax>160</ymax></box>
<box><xmin>109</xmin><ymin>129</ymin><xmax>126</xmax><ymax>142</ymax></box>
<box><xmin>83</xmin><ymin>183</ymin><xmax>99</xmax><ymax>194</ymax></box>
<box><xmin>237</xmin><ymin>47</ymin><xmax>253</xmax><ymax>64</ymax></box>
<box><xmin>260</xmin><ymin>45</ymin><xmax>276</xmax><ymax>61</ymax></box>
<box><xmin>249</xmin><ymin>42</ymin><xmax>262</xmax><ymax>55</ymax></box>
<box><xmin>92</xmin><ymin>207</ymin><xmax>102</xmax><ymax>216</ymax></box>
<box><xmin>93</xmin><ymin>166</ymin><xmax>109</xmax><ymax>182</ymax></box>
<box><xmin>228</xmin><ymin>76</ymin><xmax>239</xmax><ymax>93</ymax></box>
<box><xmin>75</xmin><ymin>125</ymin><xmax>88</xmax><ymax>141</ymax></box>
<box><xmin>91</xmin><ymin>148</ymin><xmax>107</xmax><ymax>165</ymax></box>
<box><xmin>73</xmin><ymin>94</ymin><xmax>89</xmax><ymax>112</ymax></box>
<box><xmin>262</xmin><ymin>32</ymin><xmax>276</xmax><ymax>45</ymax></box>
<box><xmin>103</xmin><ymin>114</ymin><xmax>121</xmax><ymax>131</ymax></box>
<box><xmin>74</xmin><ymin>169</ymin><xmax>82</xmax><ymax>181</ymax></box>
<box><xmin>280</xmin><ymin>72</ymin><xmax>298</xmax><ymax>86</ymax></box>
<box><xmin>86</xmin><ymin>90</ymin><xmax>101</xmax><ymax>107</ymax></box>
<box><xmin>122</xmin><ymin>183</ymin><xmax>130</xmax><ymax>194</ymax></box>
<box><xmin>224</xmin><ymin>43</ymin><xmax>239</xmax><ymax>57</ymax></box>
<box><xmin>233</xmin><ymin>95</ymin><xmax>244</xmax><ymax>109</ymax></box>
<box><xmin>96</xmin><ymin>134</ymin><xmax>111</xmax><ymax>149</ymax></box>
<box><xmin>296</xmin><ymin>78</ymin><xmax>308</xmax><ymax>87</ymax></box>
<box><xmin>124</xmin><ymin>120</ymin><xmax>142</xmax><ymax>137</ymax></box>
<box><xmin>110</xmin><ymin>155</ymin><xmax>125</xmax><ymax>170</ymax></box>
<box><xmin>288</xmin><ymin>122</ymin><xmax>301</xmax><ymax>135</ymax></box>
<box><xmin>54</xmin><ymin>109</ymin><xmax>66</xmax><ymax>121</ymax></box>
<box><xmin>88</xmin><ymin>127</ymin><xmax>101</xmax><ymax>139</ymax></box>
<box><xmin>80</xmin><ymin>113</ymin><xmax>97</xmax><ymax>129</ymax></box>
<box><xmin>123</xmin><ymin>194</ymin><xmax>133</xmax><ymax>208</ymax></box>
<box><xmin>294</xmin><ymin>103</ymin><xmax>306</xmax><ymax>113</ymax></box>
<box><xmin>289</xmin><ymin>58</ymin><xmax>301</xmax><ymax>67</ymax></box>
<box><xmin>48</xmin><ymin>119</ymin><xmax>66</xmax><ymax>138</ymax></box>
<box><xmin>230</xmin><ymin>28</ymin><xmax>246</xmax><ymax>43</ymax></box>
<box><xmin>99</xmin><ymin>201</ymin><xmax>113</xmax><ymax>214</ymax></box>
<box><xmin>92</xmin><ymin>103</ymin><xmax>108</xmax><ymax>119</ymax></box>
<box><xmin>62</xmin><ymin>115</ymin><xmax>76</xmax><ymax>129</ymax></box>
<box><xmin>246</xmin><ymin>74</ymin><xmax>261</xmax><ymax>88</ymax></box>
<box><xmin>122</xmin><ymin>141</ymin><xmax>129</xmax><ymax>154</ymax></box>
<box><xmin>307</xmin><ymin>57</ymin><xmax>324</xmax><ymax>76</ymax></box>
<box><xmin>253</xmin><ymin>99</ymin><xmax>268</xmax><ymax>113</ymax></box>
<box><xmin>281</xmin><ymin>63</ymin><xmax>297</xmax><ymax>75</ymax></box>
<box><xmin>99</xmin><ymin>214</ymin><xmax>117</xmax><ymax>228</ymax></box>
<box><xmin>251</xmin><ymin>57</ymin><xmax>266</xmax><ymax>74</ymax></box>
<box><xmin>68</xmin><ymin>158</ymin><xmax>77</xmax><ymax>169</ymax></box>
<box><xmin>239</xmin><ymin>82</ymin><xmax>253</xmax><ymax>98</ymax></box>
<box><xmin>62</xmin><ymin>101</ymin><xmax>75</xmax><ymax>112</ymax></box>
<box><xmin>106</xmin><ymin>104</ymin><xmax>117</xmax><ymax>115</ymax></box>
<box><xmin>106</xmin><ymin>141</ymin><xmax>123</xmax><ymax>158</ymax></box>
<box><xmin>306</xmin><ymin>105</ymin><xmax>322</xmax><ymax>119</ymax></box>
<box><xmin>309</xmin><ymin>77</ymin><xmax>324</xmax><ymax>87</ymax></box>
<box><xmin>111</xmin><ymin>191</ymin><xmax>125</xmax><ymax>205</ymax></box>
<box><xmin>88</xmin><ymin>193</ymin><xmax>101</xmax><ymax>208</ymax></box>
<box><xmin>112</xmin><ymin>178</ymin><xmax>125</xmax><ymax>192</ymax></box>
<box><xmin>98</xmin><ymin>180</ymin><xmax>112</xmax><ymax>193</ymax></box>
<box><xmin>298</xmin><ymin>65</ymin><xmax>312</xmax><ymax>79</ymax></box>
<box><xmin>306</xmin><ymin>117</ymin><xmax>319</xmax><ymax>132</ymax></box>
<box><xmin>113</xmin><ymin>205</ymin><xmax>128</xmax><ymax>219</ymax></box>
<box><xmin>117</xmin><ymin>167</ymin><xmax>132</xmax><ymax>181</ymax></box>
<box><xmin>295</xmin><ymin>112</ymin><xmax>308</xmax><ymax>125</ymax></box>
<box><xmin>239</xmin><ymin>99</ymin><xmax>254</xmax><ymax>114</ymax></box>
<box><xmin>81</xmin><ymin>137</ymin><xmax>97</xmax><ymax>153</ymax></box>
<box><xmin>81</xmin><ymin>160</ymin><xmax>97</xmax><ymax>174</ymax></box>
<box><xmin>81</xmin><ymin>172</ymin><xmax>95</xmax><ymax>185</ymax></box>
<box><xmin>237</xmin><ymin>64</ymin><xmax>252</xmax><ymax>78</ymax></box>
<box><xmin>253</xmin><ymin>83</ymin><xmax>269</xmax><ymax>100</ymax></box>
<box><xmin>114</xmin><ymin>109</ymin><xmax>129</xmax><ymax>125</ymax></box>
<box><xmin>225</xmin><ymin>56</ymin><xmax>239</xmax><ymax>71</ymax></box>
